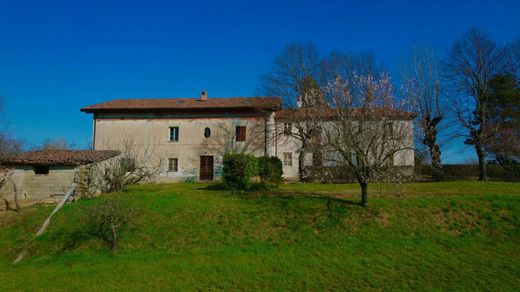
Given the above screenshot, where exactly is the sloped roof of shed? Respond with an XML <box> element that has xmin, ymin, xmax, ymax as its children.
<box><xmin>0</xmin><ymin>150</ymin><xmax>121</xmax><ymax>166</ymax></box>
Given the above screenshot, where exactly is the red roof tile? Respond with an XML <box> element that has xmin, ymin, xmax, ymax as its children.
<box><xmin>275</xmin><ymin>107</ymin><xmax>414</xmax><ymax>120</ymax></box>
<box><xmin>81</xmin><ymin>97</ymin><xmax>282</xmax><ymax>113</ymax></box>
<box><xmin>0</xmin><ymin>150</ymin><xmax>121</xmax><ymax>166</ymax></box>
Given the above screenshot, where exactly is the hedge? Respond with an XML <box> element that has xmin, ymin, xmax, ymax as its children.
<box><xmin>257</xmin><ymin>156</ymin><xmax>283</xmax><ymax>187</ymax></box>
<box><xmin>415</xmin><ymin>164</ymin><xmax>520</xmax><ymax>181</ymax></box>
<box><xmin>305</xmin><ymin>164</ymin><xmax>520</xmax><ymax>182</ymax></box>
<box><xmin>222</xmin><ymin>153</ymin><xmax>258</xmax><ymax>190</ymax></box>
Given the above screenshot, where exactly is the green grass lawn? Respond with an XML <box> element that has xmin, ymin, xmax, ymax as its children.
<box><xmin>1</xmin><ymin>181</ymin><xmax>519</xmax><ymax>290</ymax></box>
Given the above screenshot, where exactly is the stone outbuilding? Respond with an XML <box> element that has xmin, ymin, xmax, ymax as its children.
<box><xmin>0</xmin><ymin>150</ymin><xmax>120</xmax><ymax>208</ymax></box>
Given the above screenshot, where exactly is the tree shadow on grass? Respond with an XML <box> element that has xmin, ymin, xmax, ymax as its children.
<box><xmin>196</xmin><ymin>183</ymin><xmax>365</xmax><ymax>232</ymax></box>
<box><xmin>198</xmin><ymin>183</ymin><xmax>361</xmax><ymax>206</ymax></box>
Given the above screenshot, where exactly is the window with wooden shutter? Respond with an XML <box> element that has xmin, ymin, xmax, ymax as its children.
<box><xmin>236</xmin><ymin>126</ymin><xmax>246</xmax><ymax>142</ymax></box>
<box><xmin>168</xmin><ymin>158</ymin><xmax>178</xmax><ymax>172</ymax></box>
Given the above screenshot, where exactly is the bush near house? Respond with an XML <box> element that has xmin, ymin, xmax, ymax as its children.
<box><xmin>257</xmin><ymin>156</ymin><xmax>283</xmax><ymax>188</ymax></box>
<box><xmin>222</xmin><ymin>152</ymin><xmax>258</xmax><ymax>190</ymax></box>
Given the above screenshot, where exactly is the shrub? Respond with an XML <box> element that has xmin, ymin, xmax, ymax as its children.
<box><xmin>86</xmin><ymin>196</ymin><xmax>136</xmax><ymax>252</ymax></box>
<box><xmin>222</xmin><ymin>152</ymin><xmax>258</xmax><ymax>190</ymax></box>
<box><xmin>257</xmin><ymin>156</ymin><xmax>283</xmax><ymax>188</ymax></box>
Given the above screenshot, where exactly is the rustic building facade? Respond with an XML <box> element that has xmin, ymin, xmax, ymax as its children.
<box><xmin>81</xmin><ymin>92</ymin><xmax>415</xmax><ymax>182</ymax></box>
<box><xmin>0</xmin><ymin>150</ymin><xmax>120</xmax><ymax>208</ymax></box>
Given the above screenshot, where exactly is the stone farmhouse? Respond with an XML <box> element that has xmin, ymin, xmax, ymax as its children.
<box><xmin>0</xmin><ymin>150</ymin><xmax>120</xmax><ymax>208</ymax></box>
<box><xmin>81</xmin><ymin>91</ymin><xmax>415</xmax><ymax>182</ymax></box>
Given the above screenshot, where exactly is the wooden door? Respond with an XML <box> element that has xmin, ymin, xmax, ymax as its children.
<box><xmin>199</xmin><ymin>156</ymin><xmax>214</xmax><ymax>181</ymax></box>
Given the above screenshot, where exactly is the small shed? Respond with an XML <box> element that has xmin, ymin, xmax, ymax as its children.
<box><xmin>0</xmin><ymin>150</ymin><xmax>120</xmax><ymax>208</ymax></box>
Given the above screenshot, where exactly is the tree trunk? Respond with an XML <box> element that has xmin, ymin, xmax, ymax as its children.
<box><xmin>429</xmin><ymin>144</ymin><xmax>443</xmax><ymax>180</ymax></box>
<box><xmin>360</xmin><ymin>182</ymin><xmax>368</xmax><ymax>207</ymax></box>
<box><xmin>109</xmin><ymin>222</ymin><xmax>118</xmax><ymax>252</ymax></box>
<box><xmin>298</xmin><ymin>146</ymin><xmax>306</xmax><ymax>182</ymax></box>
<box><xmin>475</xmin><ymin>144</ymin><xmax>487</xmax><ymax>181</ymax></box>
<box><xmin>2</xmin><ymin>198</ymin><xmax>10</xmax><ymax>212</ymax></box>
<box><xmin>422</xmin><ymin>119</ymin><xmax>443</xmax><ymax>180</ymax></box>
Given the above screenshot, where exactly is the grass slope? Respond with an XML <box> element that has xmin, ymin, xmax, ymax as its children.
<box><xmin>1</xmin><ymin>181</ymin><xmax>519</xmax><ymax>290</ymax></box>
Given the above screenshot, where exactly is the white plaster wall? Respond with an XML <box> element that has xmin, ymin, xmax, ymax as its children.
<box><xmin>273</xmin><ymin>122</ymin><xmax>302</xmax><ymax>179</ymax></box>
<box><xmin>273</xmin><ymin>119</ymin><xmax>415</xmax><ymax>179</ymax></box>
<box><xmin>94</xmin><ymin>117</ymin><xmax>268</xmax><ymax>182</ymax></box>
<box><xmin>91</xmin><ymin>115</ymin><xmax>414</xmax><ymax>182</ymax></box>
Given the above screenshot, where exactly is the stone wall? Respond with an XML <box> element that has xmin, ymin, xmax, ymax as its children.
<box><xmin>0</xmin><ymin>165</ymin><xmax>80</xmax><ymax>208</ymax></box>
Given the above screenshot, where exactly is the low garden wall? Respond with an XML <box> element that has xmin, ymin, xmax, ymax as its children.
<box><xmin>303</xmin><ymin>164</ymin><xmax>520</xmax><ymax>182</ymax></box>
<box><xmin>415</xmin><ymin>164</ymin><xmax>520</xmax><ymax>181</ymax></box>
<box><xmin>303</xmin><ymin>166</ymin><xmax>415</xmax><ymax>183</ymax></box>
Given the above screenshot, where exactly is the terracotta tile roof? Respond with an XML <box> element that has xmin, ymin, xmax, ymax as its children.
<box><xmin>275</xmin><ymin>107</ymin><xmax>414</xmax><ymax>120</ymax></box>
<box><xmin>81</xmin><ymin>97</ymin><xmax>282</xmax><ymax>113</ymax></box>
<box><xmin>0</xmin><ymin>150</ymin><xmax>121</xmax><ymax>166</ymax></box>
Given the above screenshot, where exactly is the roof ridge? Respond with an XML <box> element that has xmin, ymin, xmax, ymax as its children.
<box><xmin>81</xmin><ymin>96</ymin><xmax>282</xmax><ymax>113</ymax></box>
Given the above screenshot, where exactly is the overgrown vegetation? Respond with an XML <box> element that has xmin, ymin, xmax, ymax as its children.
<box><xmin>416</xmin><ymin>164</ymin><xmax>520</xmax><ymax>181</ymax></box>
<box><xmin>223</xmin><ymin>154</ymin><xmax>283</xmax><ymax>191</ymax></box>
<box><xmin>222</xmin><ymin>152</ymin><xmax>258</xmax><ymax>190</ymax></box>
<box><xmin>257</xmin><ymin>156</ymin><xmax>283</xmax><ymax>188</ymax></box>
<box><xmin>0</xmin><ymin>181</ymin><xmax>519</xmax><ymax>290</ymax></box>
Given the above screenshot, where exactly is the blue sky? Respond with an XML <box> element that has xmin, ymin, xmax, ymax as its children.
<box><xmin>1</xmin><ymin>0</ymin><xmax>519</xmax><ymax>162</ymax></box>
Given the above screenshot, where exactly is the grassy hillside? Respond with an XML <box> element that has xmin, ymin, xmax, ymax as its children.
<box><xmin>1</xmin><ymin>181</ymin><xmax>519</xmax><ymax>290</ymax></box>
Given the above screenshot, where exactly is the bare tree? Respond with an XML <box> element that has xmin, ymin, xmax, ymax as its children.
<box><xmin>85</xmin><ymin>137</ymin><xmax>162</xmax><ymax>194</ymax></box>
<box><xmin>0</xmin><ymin>98</ymin><xmax>23</xmax><ymax>157</ymax></box>
<box><xmin>401</xmin><ymin>46</ymin><xmax>444</xmax><ymax>179</ymax></box>
<box><xmin>86</xmin><ymin>195</ymin><xmax>135</xmax><ymax>252</ymax></box>
<box><xmin>0</xmin><ymin>167</ymin><xmax>20</xmax><ymax>211</ymax></box>
<box><xmin>323</xmin><ymin>73</ymin><xmax>414</xmax><ymax>207</ymax></box>
<box><xmin>0</xmin><ymin>97</ymin><xmax>23</xmax><ymax>211</ymax></box>
<box><xmin>321</xmin><ymin>51</ymin><xmax>383</xmax><ymax>83</ymax></box>
<box><xmin>259</xmin><ymin>42</ymin><xmax>321</xmax><ymax>108</ymax></box>
<box><xmin>259</xmin><ymin>43</ymin><xmax>327</xmax><ymax>181</ymax></box>
<box><xmin>509</xmin><ymin>39</ymin><xmax>520</xmax><ymax>79</ymax></box>
<box><xmin>0</xmin><ymin>133</ymin><xmax>23</xmax><ymax>157</ymax></box>
<box><xmin>37</xmin><ymin>138</ymin><xmax>75</xmax><ymax>150</ymax></box>
<box><xmin>444</xmin><ymin>28</ymin><xmax>511</xmax><ymax>181</ymax></box>
<box><xmin>276</xmin><ymin>76</ymin><xmax>328</xmax><ymax>180</ymax></box>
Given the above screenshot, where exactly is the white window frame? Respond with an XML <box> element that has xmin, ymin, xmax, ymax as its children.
<box><xmin>169</xmin><ymin>126</ymin><xmax>179</xmax><ymax>142</ymax></box>
<box><xmin>283</xmin><ymin>152</ymin><xmax>292</xmax><ymax>166</ymax></box>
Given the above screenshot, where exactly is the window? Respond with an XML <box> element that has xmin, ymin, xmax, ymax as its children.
<box><xmin>312</xmin><ymin>152</ymin><xmax>323</xmax><ymax>166</ymax></box>
<box><xmin>283</xmin><ymin>152</ymin><xmax>292</xmax><ymax>166</ymax></box>
<box><xmin>235</xmin><ymin>126</ymin><xmax>246</xmax><ymax>142</ymax></box>
<box><xmin>34</xmin><ymin>165</ymin><xmax>49</xmax><ymax>175</ymax></box>
<box><xmin>283</xmin><ymin>123</ymin><xmax>292</xmax><ymax>135</ymax></box>
<box><xmin>168</xmin><ymin>158</ymin><xmax>178</xmax><ymax>172</ymax></box>
<box><xmin>169</xmin><ymin>127</ymin><xmax>179</xmax><ymax>142</ymax></box>
<box><xmin>204</xmin><ymin>127</ymin><xmax>211</xmax><ymax>138</ymax></box>
<box><xmin>310</xmin><ymin>129</ymin><xmax>322</xmax><ymax>146</ymax></box>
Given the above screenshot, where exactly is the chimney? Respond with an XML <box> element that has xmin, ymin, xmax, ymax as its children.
<box><xmin>201</xmin><ymin>90</ymin><xmax>208</xmax><ymax>101</ymax></box>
